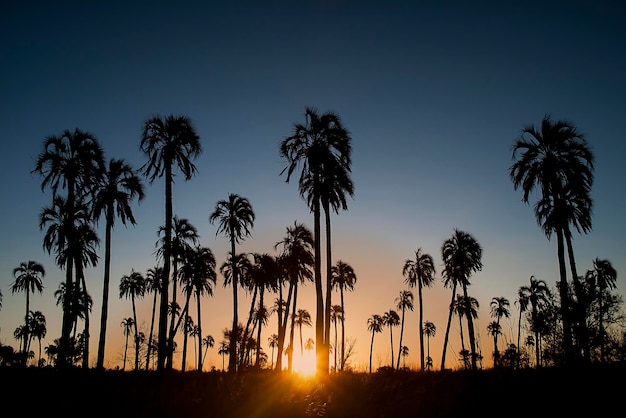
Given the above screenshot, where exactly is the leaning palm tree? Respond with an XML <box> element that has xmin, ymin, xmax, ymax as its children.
<box><xmin>394</xmin><ymin>290</ymin><xmax>414</xmax><ymax>370</ymax></box>
<box><xmin>33</xmin><ymin>128</ymin><xmax>105</xmax><ymax>368</ymax></box>
<box><xmin>367</xmin><ymin>314</ymin><xmax>383</xmax><ymax>373</ymax></box>
<box><xmin>510</xmin><ymin>114</ymin><xmax>594</xmax><ymax>363</ymax></box>
<box><xmin>11</xmin><ymin>261</ymin><xmax>45</xmax><ymax>359</ymax></box>
<box><xmin>140</xmin><ymin>114</ymin><xmax>202</xmax><ymax>371</ymax></box>
<box><xmin>489</xmin><ymin>296</ymin><xmax>510</xmax><ymax>367</ymax></box>
<box><xmin>402</xmin><ymin>248</ymin><xmax>436</xmax><ymax>371</ymax></box>
<box><xmin>331</xmin><ymin>259</ymin><xmax>357</xmax><ymax>371</ymax></box>
<box><xmin>92</xmin><ymin>157</ymin><xmax>144</xmax><ymax>370</ymax></box>
<box><xmin>423</xmin><ymin>321</ymin><xmax>436</xmax><ymax>370</ymax></box>
<box><xmin>280</xmin><ymin>106</ymin><xmax>353</xmax><ymax>375</ymax></box>
<box><xmin>440</xmin><ymin>229</ymin><xmax>483</xmax><ymax>371</ymax></box>
<box><xmin>383</xmin><ymin>309</ymin><xmax>400</xmax><ymax>368</ymax></box>
<box><xmin>585</xmin><ymin>258</ymin><xmax>618</xmax><ymax>362</ymax></box>
<box><xmin>518</xmin><ymin>275</ymin><xmax>551</xmax><ymax>368</ymax></box>
<box><xmin>119</xmin><ymin>269</ymin><xmax>146</xmax><ymax>370</ymax></box>
<box><xmin>210</xmin><ymin>193</ymin><xmax>255</xmax><ymax>373</ymax></box>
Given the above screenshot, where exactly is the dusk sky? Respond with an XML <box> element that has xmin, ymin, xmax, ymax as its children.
<box><xmin>1</xmin><ymin>0</ymin><xmax>625</xmax><ymax>372</ymax></box>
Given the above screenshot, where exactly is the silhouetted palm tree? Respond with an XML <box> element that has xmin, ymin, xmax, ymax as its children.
<box><xmin>28</xmin><ymin>310</ymin><xmax>47</xmax><ymax>366</ymax></box>
<box><xmin>140</xmin><ymin>114</ymin><xmax>201</xmax><ymax>371</ymax></box>
<box><xmin>515</xmin><ymin>286</ymin><xmax>530</xmax><ymax>365</ymax></box>
<box><xmin>121</xmin><ymin>317</ymin><xmax>134</xmax><ymax>370</ymax></box>
<box><xmin>202</xmin><ymin>335</ymin><xmax>215</xmax><ymax>370</ymax></box>
<box><xmin>331</xmin><ymin>259</ymin><xmax>357</xmax><ymax>371</ymax></box>
<box><xmin>367</xmin><ymin>314</ymin><xmax>383</xmax><ymax>373</ymax></box>
<box><xmin>383</xmin><ymin>310</ymin><xmax>400</xmax><ymax>368</ymax></box>
<box><xmin>440</xmin><ymin>229</ymin><xmax>482</xmax><ymax>371</ymax></box>
<box><xmin>273</xmin><ymin>221</ymin><xmax>314</xmax><ymax>371</ymax></box>
<box><xmin>400</xmin><ymin>345</ymin><xmax>410</xmax><ymax>369</ymax></box>
<box><xmin>585</xmin><ymin>258</ymin><xmax>617</xmax><ymax>362</ymax></box>
<box><xmin>394</xmin><ymin>290</ymin><xmax>414</xmax><ymax>370</ymax></box>
<box><xmin>249</xmin><ymin>253</ymin><xmax>279</xmax><ymax>367</ymax></box>
<box><xmin>489</xmin><ymin>296</ymin><xmax>510</xmax><ymax>367</ymax></box>
<box><xmin>293</xmin><ymin>309</ymin><xmax>312</xmax><ymax>356</ymax></box>
<box><xmin>11</xmin><ymin>261</ymin><xmax>45</xmax><ymax>359</ymax></box>
<box><xmin>268</xmin><ymin>333</ymin><xmax>278</xmax><ymax>369</ymax></box>
<box><xmin>518</xmin><ymin>275</ymin><xmax>551</xmax><ymax>367</ymax></box>
<box><xmin>92</xmin><ymin>157</ymin><xmax>144</xmax><ymax>370</ymax></box>
<box><xmin>33</xmin><ymin>128</ymin><xmax>104</xmax><ymax>368</ymax></box>
<box><xmin>423</xmin><ymin>321</ymin><xmax>436</xmax><ymax>370</ymax></box>
<box><xmin>119</xmin><ymin>269</ymin><xmax>146</xmax><ymax>370</ymax></box>
<box><xmin>510</xmin><ymin>114</ymin><xmax>594</xmax><ymax>363</ymax></box>
<box><xmin>144</xmin><ymin>266</ymin><xmax>163</xmax><ymax>370</ymax></box>
<box><xmin>218</xmin><ymin>341</ymin><xmax>229</xmax><ymax>371</ymax></box>
<box><xmin>402</xmin><ymin>248</ymin><xmax>436</xmax><ymax>371</ymax></box>
<box><xmin>487</xmin><ymin>320</ymin><xmax>502</xmax><ymax>368</ymax></box>
<box><xmin>210</xmin><ymin>193</ymin><xmax>255</xmax><ymax>373</ymax></box>
<box><xmin>280</xmin><ymin>106</ymin><xmax>353</xmax><ymax>375</ymax></box>
<box><xmin>330</xmin><ymin>304</ymin><xmax>343</xmax><ymax>371</ymax></box>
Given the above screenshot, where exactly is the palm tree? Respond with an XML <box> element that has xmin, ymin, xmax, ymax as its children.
<box><xmin>487</xmin><ymin>321</ymin><xmax>502</xmax><ymax>368</ymax></box>
<box><xmin>280</xmin><ymin>106</ymin><xmax>353</xmax><ymax>375</ymax></box>
<box><xmin>515</xmin><ymin>287</ymin><xmax>530</xmax><ymax>366</ymax></box>
<box><xmin>119</xmin><ymin>269</ymin><xmax>146</xmax><ymax>370</ymax></box>
<box><xmin>394</xmin><ymin>290</ymin><xmax>414</xmax><ymax>370</ymax></box>
<box><xmin>489</xmin><ymin>296</ymin><xmax>510</xmax><ymax>367</ymax></box>
<box><xmin>202</xmin><ymin>335</ymin><xmax>215</xmax><ymax>370</ymax></box>
<box><xmin>423</xmin><ymin>321</ymin><xmax>436</xmax><ymax>370</ymax></box>
<box><xmin>402</xmin><ymin>248</ymin><xmax>436</xmax><ymax>371</ymax></box>
<box><xmin>249</xmin><ymin>253</ymin><xmax>279</xmax><ymax>367</ymax></box>
<box><xmin>11</xmin><ymin>261</ymin><xmax>45</xmax><ymax>358</ymax></box>
<box><xmin>33</xmin><ymin>128</ymin><xmax>105</xmax><ymax>368</ymax></box>
<box><xmin>518</xmin><ymin>275</ymin><xmax>551</xmax><ymax>367</ymax></box>
<box><xmin>92</xmin><ymin>157</ymin><xmax>144</xmax><ymax>370</ymax></box>
<box><xmin>144</xmin><ymin>266</ymin><xmax>163</xmax><ymax>370</ymax></box>
<box><xmin>585</xmin><ymin>258</ymin><xmax>618</xmax><ymax>362</ymax></box>
<box><xmin>440</xmin><ymin>229</ymin><xmax>483</xmax><ymax>371</ymax></box>
<box><xmin>330</xmin><ymin>304</ymin><xmax>343</xmax><ymax>371</ymax></box>
<box><xmin>367</xmin><ymin>314</ymin><xmax>383</xmax><ymax>373</ymax></box>
<box><xmin>510</xmin><ymin>114</ymin><xmax>594</xmax><ymax>363</ymax></box>
<box><xmin>268</xmin><ymin>334</ymin><xmax>279</xmax><ymax>369</ymax></box>
<box><xmin>383</xmin><ymin>309</ymin><xmax>400</xmax><ymax>368</ymax></box>
<box><xmin>331</xmin><ymin>259</ymin><xmax>357</xmax><ymax>371</ymax></box>
<box><xmin>293</xmin><ymin>309</ymin><xmax>312</xmax><ymax>356</ymax></box>
<box><xmin>140</xmin><ymin>114</ymin><xmax>202</xmax><ymax>371</ymax></box>
<box><xmin>121</xmin><ymin>317</ymin><xmax>134</xmax><ymax>370</ymax></box>
<box><xmin>273</xmin><ymin>221</ymin><xmax>314</xmax><ymax>371</ymax></box>
<box><xmin>210</xmin><ymin>193</ymin><xmax>255</xmax><ymax>373</ymax></box>
<box><xmin>400</xmin><ymin>345</ymin><xmax>410</xmax><ymax>369</ymax></box>
<box><xmin>218</xmin><ymin>341</ymin><xmax>229</xmax><ymax>371</ymax></box>
<box><xmin>28</xmin><ymin>311</ymin><xmax>47</xmax><ymax>366</ymax></box>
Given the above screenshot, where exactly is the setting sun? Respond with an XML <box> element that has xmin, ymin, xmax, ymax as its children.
<box><xmin>290</xmin><ymin>350</ymin><xmax>317</xmax><ymax>378</ymax></box>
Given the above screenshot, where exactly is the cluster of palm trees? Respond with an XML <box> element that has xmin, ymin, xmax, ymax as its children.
<box><xmin>3</xmin><ymin>109</ymin><xmax>622</xmax><ymax>374</ymax></box>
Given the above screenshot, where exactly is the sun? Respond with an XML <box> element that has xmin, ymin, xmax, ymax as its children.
<box><xmin>291</xmin><ymin>349</ymin><xmax>317</xmax><ymax>378</ymax></box>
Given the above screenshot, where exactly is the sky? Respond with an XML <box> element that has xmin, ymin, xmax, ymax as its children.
<box><xmin>1</xmin><ymin>0</ymin><xmax>625</xmax><ymax>372</ymax></box>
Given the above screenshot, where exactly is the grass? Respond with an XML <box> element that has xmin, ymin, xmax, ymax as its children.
<box><xmin>1</xmin><ymin>363</ymin><xmax>622</xmax><ymax>417</ymax></box>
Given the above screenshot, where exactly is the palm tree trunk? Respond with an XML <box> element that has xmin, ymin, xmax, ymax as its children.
<box><xmin>287</xmin><ymin>285</ymin><xmax>298</xmax><ymax>372</ymax></box>
<box><xmin>556</xmin><ymin>228</ymin><xmax>574</xmax><ymax>363</ymax></box>
<box><xmin>418</xmin><ymin>282</ymin><xmax>425</xmax><ymax>371</ymax></box>
<box><xmin>340</xmin><ymin>288</ymin><xmax>346</xmax><ymax>371</ymax></box>
<box><xmin>462</xmin><ymin>284</ymin><xmax>477</xmax><ymax>370</ymax></box>
<box><xmin>440</xmin><ymin>284</ymin><xmax>457</xmax><ymax>371</ymax></box>
<box><xmin>255</xmin><ymin>289</ymin><xmax>265</xmax><ymax>367</ymax></box>
<box><xmin>565</xmin><ymin>231</ymin><xmax>590</xmax><ymax>362</ymax></box>
<box><xmin>146</xmin><ymin>288</ymin><xmax>158</xmax><ymax>370</ymax></box>
<box><xmin>196</xmin><ymin>291</ymin><xmax>203</xmax><ymax>371</ymax></box>
<box><xmin>229</xmin><ymin>232</ymin><xmax>238</xmax><ymax>373</ymax></box>
<box><xmin>369</xmin><ymin>331</ymin><xmax>375</xmax><ymax>373</ymax></box>
<box><xmin>396</xmin><ymin>307</ymin><xmax>405</xmax><ymax>370</ymax></box>
<box><xmin>132</xmin><ymin>297</ymin><xmax>140</xmax><ymax>371</ymax></box>
<box><xmin>323</xmin><ymin>204</ymin><xmax>332</xmax><ymax>374</ymax></box>
<box><xmin>313</xmin><ymin>195</ymin><xmax>324</xmax><ymax>375</ymax></box>
<box><xmin>97</xmin><ymin>215</ymin><xmax>113</xmax><ymax>370</ymax></box>
<box><xmin>158</xmin><ymin>163</ymin><xmax>173</xmax><ymax>371</ymax></box>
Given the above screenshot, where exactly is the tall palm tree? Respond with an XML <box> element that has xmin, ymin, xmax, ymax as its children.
<box><xmin>293</xmin><ymin>309</ymin><xmax>312</xmax><ymax>356</ymax></box>
<box><xmin>402</xmin><ymin>248</ymin><xmax>436</xmax><ymax>371</ymax></box>
<box><xmin>280</xmin><ymin>106</ymin><xmax>353</xmax><ymax>375</ymax></box>
<box><xmin>11</xmin><ymin>261</ymin><xmax>45</xmax><ymax>358</ymax></box>
<box><xmin>510</xmin><ymin>114</ymin><xmax>594</xmax><ymax>363</ymax></box>
<box><xmin>144</xmin><ymin>266</ymin><xmax>163</xmax><ymax>370</ymax></box>
<box><xmin>518</xmin><ymin>275</ymin><xmax>551</xmax><ymax>368</ymax></box>
<box><xmin>33</xmin><ymin>128</ymin><xmax>105</xmax><ymax>368</ymax></box>
<box><xmin>140</xmin><ymin>114</ymin><xmax>201</xmax><ymax>371</ymax></box>
<box><xmin>92</xmin><ymin>157</ymin><xmax>144</xmax><ymax>370</ymax></box>
<box><xmin>121</xmin><ymin>317</ymin><xmax>134</xmax><ymax>371</ymax></box>
<box><xmin>440</xmin><ymin>229</ymin><xmax>482</xmax><ymax>371</ymax></box>
<box><xmin>210</xmin><ymin>193</ymin><xmax>255</xmax><ymax>373</ymax></box>
<box><xmin>119</xmin><ymin>269</ymin><xmax>146</xmax><ymax>370</ymax></box>
<box><xmin>487</xmin><ymin>321</ymin><xmax>502</xmax><ymax>368</ymax></box>
<box><xmin>489</xmin><ymin>296</ymin><xmax>510</xmax><ymax>367</ymax></box>
<box><xmin>28</xmin><ymin>310</ymin><xmax>47</xmax><ymax>366</ymax></box>
<box><xmin>367</xmin><ymin>314</ymin><xmax>383</xmax><ymax>373</ymax></box>
<box><xmin>423</xmin><ymin>321</ymin><xmax>436</xmax><ymax>370</ymax></box>
<box><xmin>394</xmin><ymin>290</ymin><xmax>414</xmax><ymax>370</ymax></box>
<box><xmin>585</xmin><ymin>258</ymin><xmax>617</xmax><ymax>362</ymax></box>
<box><xmin>383</xmin><ymin>310</ymin><xmax>400</xmax><ymax>368</ymax></box>
<box><xmin>331</xmin><ymin>259</ymin><xmax>357</xmax><ymax>371</ymax></box>
<box><xmin>515</xmin><ymin>287</ymin><xmax>530</xmax><ymax>366</ymax></box>
<box><xmin>273</xmin><ymin>221</ymin><xmax>314</xmax><ymax>371</ymax></box>
<box><xmin>249</xmin><ymin>253</ymin><xmax>279</xmax><ymax>367</ymax></box>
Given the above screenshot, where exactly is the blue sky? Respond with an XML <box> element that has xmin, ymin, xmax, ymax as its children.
<box><xmin>1</xmin><ymin>0</ymin><xmax>625</xmax><ymax>371</ymax></box>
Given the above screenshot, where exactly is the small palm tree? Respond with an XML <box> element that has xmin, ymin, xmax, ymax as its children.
<box><xmin>489</xmin><ymin>296</ymin><xmax>510</xmax><ymax>367</ymax></box>
<box><xmin>367</xmin><ymin>314</ymin><xmax>383</xmax><ymax>373</ymax></box>
<box><xmin>119</xmin><ymin>270</ymin><xmax>146</xmax><ymax>370</ymax></box>
<box><xmin>518</xmin><ymin>276</ymin><xmax>551</xmax><ymax>367</ymax></box>
<box><xmin>202</xmin><ymin>335</ymin><xmax>215</xmax><ymax>371</ymax></box>
<box><xmin>487</xmin><ymin>321</ymin><xmax>502</xmax><ymax>368</ymax></box>
<box><xmin>293</xmin><ymin>309</ymin><xmax>312</xmax><ymax>355</ymax></box>
<box><xmin>585</xmin><ymin>258</ymin><xmax>617</xmax><ymax>362</ymax></box>
<box><xmin>268</xmin><ymin>334</ymin><xmax>279</xmax><ymax>369</ymax></box>
<box><xmin>144</xmin><ymin>266</ymin><xmax>163</xmax><ymax>370</ymax></box>
<box><xmin>383</xmin><ymin>310</ymin><xmax>400</xmax><ymax>368</ymax></box>
<box><xmin>121</xmin><ymin>317</ymin><xmax>134</xmax><ymax>371</ymax></box>
<box><xmin>394</xmin><ymin>290</ymin><xmax>414</xmax><ymax>370</ymax></box>
<box><xmin>11</xmin><ymin>261</ymin><xmax>45</xmax><ymax>359</ymax></box>
<box><xmin>331</xmin><ymin>260</ymin><xmax>356</xmax><ymax>371</ymax></box>
<box><xmin>210</xmin><ymin>193</ymin><xmax>255</xmax><ymax>373</ymax></box>
<box><xmin>423</xmin><ymin>321</ymin><xmax>436</xmax><ymax>370</ymax></box>
<box><xmin>330</xmin><ymin>304</ymin><xmax>343</xmax><ymax>371</ymax></box>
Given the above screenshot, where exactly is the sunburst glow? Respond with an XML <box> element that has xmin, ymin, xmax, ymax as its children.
<box><xmin>291</xmin><ymin>349</ymin><xmax>317</xmax><ymax>378</ymax></box>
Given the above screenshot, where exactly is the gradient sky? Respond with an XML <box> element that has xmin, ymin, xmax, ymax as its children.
<box><xmin>1</xmin><ymin>0</ymin><xmax>625</xmax><ymax>372</ymax></box>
